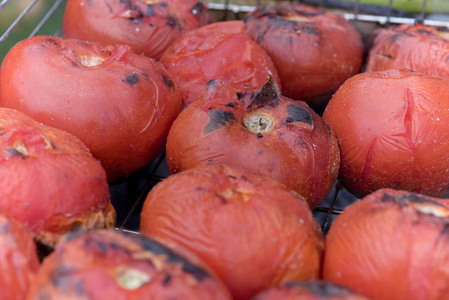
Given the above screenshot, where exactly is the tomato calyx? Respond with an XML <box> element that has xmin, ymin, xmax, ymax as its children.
<box><xmin>244</xmin><ymin>113</ymin><xmax>274</xmax><ymax>134</ymax></box>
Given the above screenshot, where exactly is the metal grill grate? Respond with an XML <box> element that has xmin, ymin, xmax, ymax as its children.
<box><xmin>1</xmin><ymin>0</ymin><xmax>447</xmax><ymax>235</ymax></box>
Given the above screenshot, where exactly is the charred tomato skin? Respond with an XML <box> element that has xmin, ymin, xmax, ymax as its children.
<box><xmin>159</xmin><ymin>20</ymin><xmax>282</xmax><ymax>108</ymax></box>
<box><xmin>26</xmin><ymin>229</ymin><xmax>232</xmax><ymax>300</ymax></box>
<box><xmin>62</xmin><ymin>0</ymin><xmax>213</xmax><ymax>60</ymax></box>
<box><xmin>140</xmin><ymin>164</ymin><xmax>324</xmax><ymax>300</ymax></box>
<box><xmin>166</xmin><ymin>78</ymin><xmax>339</xmax><ymax>208</ymax></box>
<box><xmin>244</xmin><ymin>4</ymin><xmax>363</xmax><ymax>110</ymax></box>
<box><xmin>322</xmin><ymin>69</ymin><xmax>449</xmax><ymax>199</ymax></box>
<box><xmin>0</xmin><ymin>108</ymin><xmax>115</xmax><ymax>248</ymax></box>
<box><xmin>367</xmin><ymin>23</ymin><xmax>449</xmax><ymax>77</ymax></box>
<box><xmin>322</xmin><ymin>188</ymin><xmax>449</xmax><ymax>300</ymax></box>
<box><xmin>0</xmin><ymin>36</ymin><xmax>182</xmax><ymax>183</ymax></box>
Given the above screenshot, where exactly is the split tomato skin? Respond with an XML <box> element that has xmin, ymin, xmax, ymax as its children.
<box><xmin>0</xmin><ymin>36</ymin><xmax>182</xmax><ymax>183</ymax></box>
<box><xmin>322</xmin><ymin>188</ymin><xmax>449</xmax><ymax>300</ymax></box>
<box><xmin>0</xmin><ymin>108</ymin><xmax>115</xmax><ymax>249</ymax></box>
<box><xmin>159</xmin><ymin>20</ymin><xmax>281</xmax><ymax>108</ymax></box>
<box><xmin>0</xmin><ymin>211</ymin><xmax>40</xmax><ymax>300</ymax></box>
<box><xmin>62</xmin><ymin>0</ymin><xmax>213</xmax><ymax>60</ymax></box>
<box><xmin>244</xmin><ymin>4</ymin><xmax>363</xmax><ymax>109</ymax></box>
<box><xmin>322</xmin><ymin>69</ymin><xmax>449</xmax><ymax>198</ymax></box>
<box><xmin>140</xmin><ymin>164</ymin><xmax>324</xmax><ymax>300</ymax></box>
<box><xmin>166</xmin><ymin>78</ymin><xmax>340</xmax><ymax>208</ymax></box>
<box><xmin>366</xmin><ymin>24</ymin><xmax>449</xmax><ymax>77</ymax></box>
<box><xmin>26</xmin><ymin>230</ymin><xmax>232</xmax><ymax>300</ymax></box>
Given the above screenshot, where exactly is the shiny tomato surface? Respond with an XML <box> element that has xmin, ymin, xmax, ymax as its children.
<box><xmin>27</xmin><ymin>230</ymin><xmax>232</xmax><ymax>300</ymax></box>
<box><xmin>140</xmin><ymin>164</ymin><xmax>324</xmax><ymax>300</ymax></box>
<box><xmin>159</xmin><ymin>20</ymin><xmax>281</xmax><ymax>108</ymax></box>
<box><xmin>0</xmin><ymin>36</ymin><xmax>182</xmax><ymax>182</ymax></box>
<box><xmin>0</xmin><ymin>210</ymin><xmax>40</xmax><ymax>300</ymax></box>
<box><xmin>166</xmin><ymin>77</ymin><xmax>339</xmax><ymax>208</ymax></box>
<box><xmin>244</xmin><ymin>4</ymin><xmax>363</xmax><ymax>110</ymax></box>
<box><xmin>0</xmin><ymin>108</ymin><xmax>115</xmax><ymax>248</ymax></box>
<box><xmin>62</xmin><ymin>0</ymin><xmax>213</xmax><ymax>60</ymax></box>
<box><xmin>322</xmin><ymin>69</ymin><xmax>449</xmax><ymax>198</ymax></box>
<box><xmin>322</xmin><ymin>188</ymin><xmax>449</xmax><ymax>300</ymax></box>
<box><xmin>366</xmin><ymin>23</ymin><xmax>449</xmax><ymax>77</ymax></box>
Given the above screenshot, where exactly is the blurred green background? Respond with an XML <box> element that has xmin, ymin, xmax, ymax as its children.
<box><xmin>0</xmin><ymin>0</ymin><xmax>66</xmax><ymax>63</ymax></box>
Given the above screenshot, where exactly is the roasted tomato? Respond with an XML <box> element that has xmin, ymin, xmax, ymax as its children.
<box><xmin>0</xmin><ymin>36</ymin><xmax>182</xmax><ymax>182</ymax></box>
<box><xmin>322</xmin><ymin>69</ymin><xmax>449</xmax><ymax>198</ymax></box>
<box><xmin>159</xmin><ymin>20</ymin><xmax>281</xmax><ymax>108</ymax></box>
<box><xmin>366</xmin><ymin>23</ymin><xmax>449</xmax><ymax>77</ymax></box>
<box><xmin>322</xmin><ymin>188</ymin><xmax>449</xmax><ymax>300</ymax></box>
<box><xmin>166</xmin><ymin>77</ymin><xmax>339</xmax><ymax>208</ymax></box>
<box><xmin>0</xmin><ymin>210</ymin><xmax>40</xmax><ymax>300</ymax></box>
<box><xmin>140</xmin><ymin>164</ymin><xmax>324</xmax><ymax>300</ymax></box>
<box><xmin>0</xmin><ymin>108</ymin><xmax>115</xmax><ymax>248</ymax></box>
<box><xmin>62</xmin><ymin>0</ymin><xmax>213</xmax><ymax>60</ymax></box>
<box><xmin>250</xmin><ymin>281</ymin><xmax>369</xmax><ymax>300</ymax></box>
<box><xmin>244</xmin><ymin>4</ymin><xmax>363</xmax><ymax>111</ymax></box>
<box><xmin>26</xmin><ymin>229</ymin><xmax>232</xmax><ymax>300</ymax></box>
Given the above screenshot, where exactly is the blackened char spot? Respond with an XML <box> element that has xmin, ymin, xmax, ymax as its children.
<box><xmin>216</xmin><ymin>193</ymin><xmax>228</xmax><ymax>203</ymax></box>
<box><xmin>299</xmin><ymin>24</ymin><xmax>319</xmax><ymax>35</ymax></box>
<box><xmin>204</xmin><ymin>110</ymin><xmax>234</xmax><ymax>134</ymax></box>
<box><xmin>379</xmin><ymin>191</ymin><xmax>446</xmax><ymax>208</ymax></box>
<box><xmin>162</xmin><ymin>75</ymin><xmax>174</xmax><ymax>89</ymax></box>
<box><xmin>287</xmin><ymin>104</ymin><xmax>313</xmax><ymax>126</ymax></box>
<box><xmin>377</xmin><ymin>53</ymin><xmax>395</xmax><ymax>59</ymax></box>
<box><xmin>284</xmin><ymin>281</ymin><xmax>352</xmax><ymax>296</ymax></box>
<box><xmin>50</xmin><ymin>266</ymin><xmax>76</xmax><ymax>289</ymax></box>
<box><xmin>44</xmin><ymin>38</ymin><xmax>58</xmax><ymax>45</ymax></box>
<box><xmin>247</xmin><ymin>76</ymin><xmax>281</xmax><ymax>110</ymax></box>
<box><xmin>83</xmin><ymin>236</ymin><xmax>108</xmax><ymax>254</ymax></box>
<box><xmin>4</xmin><ymin>148</ymin><xmax>27</xmax><ymax>159</ymax></box>
<box><xmin>145</xmin><ymin>4</ymin><xmax>154</xmax><ymax>16</ymax></box>
<box><xmin>225</xmin><ymin>102</ymin><xmax>236</xmax><ymax>107</ymax></box>
<box><xmin>257</xmin><ymin>133</ymin><xmax>263</xmax><ymax>138</ymax></box>
<box><xmin>415</xmin><ymin>29</ymin><xmax>431</xmax><ymax>35</ymax></box>
<box><xmin>237</xmin><ymin>92</ymin><xmax>250</xmax><ymax>103</ymax></box>
<box><xmin>105</xmin><ymin>1</ymin><xmax>113</xmax><ymax>14</ymax></box>
<box><xmin>158</xmin><ymin>1</ymin><xmax>167</xmax><ymax>7</ymax></box>
<box><xmin>129</xmin><ymin>233</ymin><xmax>211</xmax><ymax>281</ymax></box>
<box><xmin>191</xmin><ymin>2</ymin><xmax>203</xmax><ymax>15</ymax></box>
<box><xmin>166</xmin><ymin>16</ymin><xmax>177</xmax><ymax>27</ymax></box>
<box><xmin>124</xmin><ymin>74</ymin><xmax>139</xmax><ymax>85</ymax></box>
<box><xmin>162</xmin><ymin>274</ymin><xmax>172</xmax><ymax>286</ymax></box>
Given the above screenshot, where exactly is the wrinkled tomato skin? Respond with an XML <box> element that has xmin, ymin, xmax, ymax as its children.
<box><xmin>62</xmin><ymin>0</ymin><xmax>213</xmax><ymax>60</ymax></box>
<box><xmin>0</xmin><ymin>36</ymin><xmax>182</xmax><ymax>183</ymax></box>
<box><xmin>250</xmin><ymin>281</ymin><xmax>369</xmax><ymax>300</ymax></box>
<box><xmin>322</xmin><ymin>69</ymin><xmax>449</xmax><ymax>199</ymax></box>
<box><xmin>366</xmin><ymin>24</ymin><xmax>449</xmax><ymax>77</ymax></box>
<box><xmin>244</xmin><ymin>4</ymin><xmax>363</xmax><ymax>109</ymax></box>
<box><xmin>159</xmin><ymin>20</ymin><xmax>282</xmax><ymax>108</ymax></box>
<box><xmin>166</xmin><ymin>79</ymin><xmax>339</xmax><ymax>208</ymax></box>
<box><xmin>140</xmin><ymin>164</ymin><xmax>324</xmax><ymax>300</ymax></box>
<box><xmin>322</xmin><ymin>188</ymin><xmax>449</xmax><ymax>300</ymax></box>
<box><xmin>0</xmin><ymin>108</ymin><xmax>115</xmax><ymax>248</ymax></box>
<box><xmin>0</xmin><ymin>211</ymin><xmax>40</xmax><ymax>300</ymax></box>
<box><xmin>26</xmin><ymin>230</ymin><xmax>232</xmax><ymax>300</ymax></box>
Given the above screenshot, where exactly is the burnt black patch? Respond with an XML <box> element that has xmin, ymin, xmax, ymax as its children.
<box><xmin>286</xmin><ymin>104</ymin><xmax>313</xmax><ymax>126</ymax></box>
<box><xmin>44</xmin><ymin>38</ymin><xmax>58</xmax><ymax>45</ymax></box>
<box><xmin>284</xmin><ymin>281</ymin><xmax>351</xmax><ymax>296</ymax></box>
<box><xmin>129</xmin><ymin>233</ymin><xmax>210</xmax><ymax>281</ymax></box>
<box><xmin>298</xmin><ymin>24</ymin><xmax>319</xmax><ymax>35</ymax></box>
<box><xmin>225</xmin><ymin>102</ymin><xmax>236</xmax><ymax>108</ymax></box>
<box><xmin>437</xmin><ymin>26</ymin><xmax>449</xmax><ymax>32</ymax></box>
<box><xmin>237</xmin><ymin>92</ymin><xmax>250</xmax><ymax>103</ymax></box>
<box><xmin>50</xmin><ymin>266</ymin><xmax>76</xmax><ymax>288</ymax></box>
<box><xmin>124</xmin><ymin>74</ymin><xmax>139</xmax><ymax>85</ymax></box>
<box><xmin>3</xmin><ymin>148</ymin><xmax>27</xmax><ymax>159</ymax></box>
<box><xmin>83</xmin><ymin>236</ymin><xmax>108</xmax><ymax>254</ymax></box>
<box><xmin>141</xmin><ymin>72</ymin><xmax>149</xmax><ymax>79</ymax></box>
<box><xmin>158</xmin><ymin>1</ymin><xmax>167</xmax><ymax>7</ymax></box>
<box><xmin>257</xmin><ymin>133</ymin><xmax>263</xmax><ymax>138</ymax></box>
<box><xmin>379</xmin><ymin>192</ymin><xmax>446</xmax><ymax>208</ymax></box>
<box><xmin>247</xmin><ymin>76</ymin><xmax>281</xmax><ymax>110</ymax></box>
<box><xmin>377</xmin><ymin>52</ymin><xmax>395</xmax><ymax>59</ymax></box>
<box><xmin>162</xmin><ymin>274</ymin><xmax>172</xmax><ymax>286</ymax></box>
<box><xmin>216</xmin><ymin>193</ymin><xmax>228</xmax><ymax>203</ymax></box>
<box><xmin>105</xmin><ymin>1</ymin><xmax>113</xmax><ymax>14</ymax></box>
<box><xmin>145</xmin><ymin>4</ymin><xmax>154</xmax><ymax>16</ymax></box>
<box><xmin>416</xmin><ymin>29</ymin><xmax>431</xmax><ymax>35</ymax></box>
<box><xmin>204</xmin><ymin>110</ymin><xmax>235</xmax><ymax>134</ymax></box>
<box><xmin>191</xmin><ymin>2</ymin><xmax>203</xmax><ymax>15</ymax></box>
<box><xmin>162</xmin><ymin>75</ymin><xmax>174</xmax><ymax>89</ymax></box>
<box><xmin>166</xmin><ymin>16</ymin><xmax>177</xmax><ymax>27</ymax></box>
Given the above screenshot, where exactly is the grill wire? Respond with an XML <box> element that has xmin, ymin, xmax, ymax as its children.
<box><xmin>0</xmin><ymin>0</ymin><xmax>446</xmax><ymax>235</ymax></box>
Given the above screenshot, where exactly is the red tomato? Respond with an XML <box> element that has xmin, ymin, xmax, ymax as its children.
<box><xmin>62</xmin><ymin>0</ymin><xmax>213</xmax><ymax>60</ymax></box>
<box><xmin>366</xmin><ymin>24</ymin><xmax>449</xmax><ymax>77</ymax></box>
<box><xmin>27</xmin><ymin>229</ymin><xmax>232</xmax><ymax>300</ymax></box>
<box><xmin>0</xmin><ymin>36</ymin><xmax>182</xmax><ymax>182</ymax></box>
<box><xmin>159</xmin><ymin>20</ymin><xmax>282</xmax><ymax>108</ymax></box>
<box><xmin>244</xmin><ymin>4</ymin><xmax>363</xmax><ymax>110</ymax></box>
<box><xmin>140</xmin><ymin>164</ymin><xmax>324</xmax><ymax>300</ymax></box>
<box><xmin>250</xmin><ymin>281</ymin><xmax>369</xmax><ymax>300</ymax></box>
<box><xmin>322</xmin><ymin>69</ymin><xmax>449</xmax><ymax>198</ymax></box>
<box><xmin>322</xmin><ymin>188</ymin><xmax>449</xmax><ymax>300</ymax></box>
<box><xmin>166</xmin><ymin>77</ymin><xmax>340</xmax><ymax>208</ymax></box>
<box><xmin>0</xmin><ymin>108</ymin><xmax>115</xmax><ymax>248</ymax></box>
<box><xmin>0</xmin><ymin>210</ymin><xmax>40</xmax><ymax>300</ymax></box>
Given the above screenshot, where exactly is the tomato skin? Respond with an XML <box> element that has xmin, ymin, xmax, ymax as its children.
<box><xmin>322</xmin><ymin>188</ymin><xmax>449</xmax><ymax>300</ymax></box>
<box><xmin>250</xmin><ymin>281</ymin><xmax>369</xmax><ymax>300</ymax></box>
<box><xmin>166</xmin><ymin>78</ymin><xmax>339</xmax><ymax>208</ymax></box>
<box><xmin>62</xmin><ymin>0</ymin><xmax>213</xmax><ymax>60</ymax></box>
<box><xmin>159</xmin><ymin>20</ymin><xmax>281</xmax><ymax>108</ymax></box>
<box><xmin>244</xmin><ymin>4</ymin><xmax>363</xmax><ymax>110</ymax></box>
<box><xmin>0</xmin><ymin>108</ymin><xmax>115</xmax><ymax>248</ymax></box>
<box><xmin>0</xmin><ymin>36</ymin><xmax>182</xmax><ymax>183</ymax></box>
<box><xmin>26</xmin><ymin>229</ymin><xmax>232</xmax><ymax>300</ymax></box>
<box><xmin>140</xmin><ymin>164</ymin><xmax>324</xmax><ymax>300</ymax></box>
<box><xmin>322</xmin><ymin>69</ymin><xmax>449</xmax><ymax>198</ymax></box>
<box><xmin>366</xmin><ymin>24</ymin><xmax>449</xmax><ymax>76</ymax></box>
<box><xmin>0</xmin><ymin>211</ymin><xmax>40</xmax><ymax>300</ymax></box>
